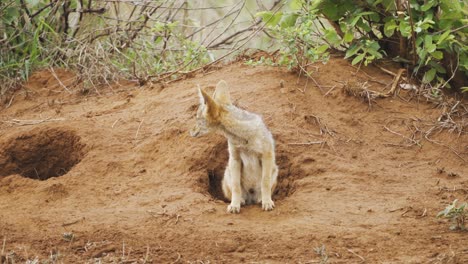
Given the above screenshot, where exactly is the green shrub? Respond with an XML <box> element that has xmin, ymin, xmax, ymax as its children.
<box><xmin>257</xmin><ymin>0</ymin><xmax>468</xmax><ymax>91</ymax></box>
<box><xmin>437</xmin><ymin>199</ymin><xmax>467</xmax><ymax>231</ymax></box>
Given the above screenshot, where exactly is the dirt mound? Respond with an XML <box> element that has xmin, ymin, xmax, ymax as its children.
<box><xmin>0</xmin><ymin>127</ymin><xmax>85</xmax><ymax>180</ymax></box>
<box><xmin>0</xmin><ymin>59</ymin><xmax>466</xmax><ymax>263</ymax></box>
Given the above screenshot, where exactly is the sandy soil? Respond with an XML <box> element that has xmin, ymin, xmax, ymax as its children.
<box><xmin>0</xmin><ymin>59</ymin><xmax>467</xmax><ymax>263</ymax></box>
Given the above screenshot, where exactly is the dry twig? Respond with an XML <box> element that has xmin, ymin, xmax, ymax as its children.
<box><xmin>383</xmin><ymin>125</ymin><xmax>421</xmax><ymax>146</ymax></box>
<box><xmin>2</xmin><ymin>117</ymin><xmax>65</xmax><ymax>126</ymax></box>
<box><xmin>347</xmin><ymin>249</ymin><xmax>365</xmax><ymax>262</ymax></box>
<box><xmin>135</xmin><ymin>119</ymin><xmax>144</xmax><ymax>139</ymax></box>
<box><xmin>287</xmin><ymin>141</ymin><xmax>325</xmax><ymax>146</ymax></box>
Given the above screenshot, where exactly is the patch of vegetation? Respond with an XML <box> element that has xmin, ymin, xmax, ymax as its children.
<box><xmin>2</xmin><ymin>0</ymin><xmax>284</xmax><ymax>98</ymax></box>
<box><xmin>0</xmin><ymin>0</ymin><xmax>214</xmax><ymax>94</ymax></box>
<box><xmin>437</xmin><ymin>199</ymin><xmax>467</xmax><ymax>231</ymax></box>
<box><xmin>257</xmin><ymin>0</ymin><xmax>468</xmax><ymax>91</ymax></box>
<box><xmin>314</xmin><ymin>244</ymin><xmax>329</xmax><ymax>263</ymax></box>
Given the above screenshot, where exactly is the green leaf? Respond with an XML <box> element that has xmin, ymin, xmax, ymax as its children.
<box><xmin>424</xmin><ymin>35</ymin><xmax>437</xmax><ymax>53</ymax></box>
<box><xmin>351</xmin><ymin>53</ymin><xmax>365</xmax><ymax>65</ymax></box>
<box><xmin>423</xmin><ymin>68</ymin><xmax>437</xmax><ymax>83</ymax></box>
<box><xmin>399</xmin><ymin>20</ymin><xmax>411</xmax><ymax>37</ymax></box>
<box><xmin>431</xmin><ymin>51</ymin><xmax>444</xmax><ymax>60</ymax></box>
<box><xmin>343</xmin><ymin>31</ymin><xmax>354</xmax><ymax>43</ymax></box>
<box><xmin>289</xmin><ymin>0</ymin><xmax>302</xmax><ymax>10</ymax></box>
<box><xmin>321</xmin><ymin>1</ymin><xmax>339</xmax><ymax>21</ymax></box>
<box><xmin>368</xmin><ymin>40</ymin><xmax>381</xmax><ymax>50</ymax></box>
<box><xmin>384</xmin><ymin>19</ymin><xmax>396</xmax><ymax>37</ymax></box>
<box><xmin>368</xmin><ymin>48</ymin><xmax>383</xmax><ymax>59</ymax></box>
<box><xmin>316</xmin><ymin>44</ymin><xmax>329</xmax><ymax>54</ymax></box>
<box><xmin>416</xmin><ymin>35</ymin><xmax>424</xmax><ymax>46</ymax></box>
<box><xmin>427</xmin><ymin>43</ymin><xmax>437</xmax><ymax>53</ymax></box>
<box><xmin>429</xmin><ymin>61</ymin><xmax>447</xmax><ymax>73</ymax></box>
<box><xmin>369</xmin><ymin>12</ymin><xmax>380</xmax><ymax>22</ymax></box>
<box><xmin>280</xmin><ymin>13</ymin><xmax>299</xmax><ymax>28</ymax></box>
<box><xmin>351</xmin><ymin>14</ymin><xmax>362</xmax><ymax>27</ymax></box>
<box><xmin>154</xmin><ymin>36</ymin><xmax>163</xmax><ymax>45</ymax></box>
<box><xmin>356</xmin><ymin>19</ymin><xmax>372</xmax><ymax>32</ymax></box>
<box><xmin>424</xmin><ymin>35</ymin><xmax>433</xmax><ymax>47</ymax></box>
<box><xmin>256</xmin><ymin>11</ymin><xmax>283</xmax><ymax>27</ymax></box>
<box><xmin>421</xmin><ymin>0</ymin><xmax>435</xmax><ymax>12</ymax></box>
<box><xmin>324</xmin><ymin>28</ymin><xmax>341</xmax><ymax>46</ymax></box>
<box><xmin>345</xmin><ymin>44</ymin><xmax>360</xmax><ymax>58</ymax></box>
<box><xmin>436</xmin><ymin>30</ymin><xmax>451</xmax><ymax>45</ymax></box>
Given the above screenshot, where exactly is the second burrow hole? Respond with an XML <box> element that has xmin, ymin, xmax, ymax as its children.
<box><xmin>198</xmin><ymin>141</ymin><xmax>304</xmax><ymax>202</ymax></box>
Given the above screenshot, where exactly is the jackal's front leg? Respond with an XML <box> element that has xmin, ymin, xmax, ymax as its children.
<box><xmin>261</xmin><ymin>152</ymin><xmax>275</xmax><ymax>211</ymax></box>
<box><xmin>227</xmin><ymin>157</ymin><xmax>242</xmax><ymax>214</ymax></box>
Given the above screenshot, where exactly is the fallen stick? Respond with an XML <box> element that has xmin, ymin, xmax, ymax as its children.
<box><xmin>387</xmin><ymin>69</ymin><xmax>406</xmax><ymax>96</ymax></box>
<box><xmin>378</xmin><ymin>66</ymin><xmax>406</xmax><ymax>79</ymax></box>
<box><xmin>324</xmin><ymin>85</ymin><xmax>337</xmax><ymax>97</ymax></box>
<box><xmin>2</xmin><ymin>117</ymin><xmax>65</xmax><ymax>126</ymax></box>
<box><xmin>383</xmin><ymin>125</ymin><xmax>420</xmax><ymax>146</ymax></box>
<box><xmin>347</xmin><ymin>248</ymin><xmax>365</xmax><ymax>262</ymax></box>
<box><xmin>287</xmin><ymin>141</ymin><xmax>325</xmax><ymax>146</ymax></box>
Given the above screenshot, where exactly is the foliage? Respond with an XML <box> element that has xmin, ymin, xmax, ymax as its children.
<box><xmin>257</xmin><ymin>0</ymin><xmax>468</xmax><ymax>90</ymax></box>
<box><xmin>256</xmin><ymin>6</ymin><xmax>330</xmax><ymax>71</ymax></box>
<box><xmin>437</xmin><ymin>199</ymin><xmax>467</xmax><ymax>231</ymax></box>
<box><xmin>1</xmin><ymin>0</ymin><xmax>261</xmax><ymax>96</ymax></box>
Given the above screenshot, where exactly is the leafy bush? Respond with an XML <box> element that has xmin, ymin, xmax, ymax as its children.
<box><xmin>257</xmin><ymin>0</ymin><xmax>468</xmax><ymax>91</ymax></box>
<box><xmin>437</xmin><ymin>199</ymin><xmax>467</xmax><ymax>230</ymax></box>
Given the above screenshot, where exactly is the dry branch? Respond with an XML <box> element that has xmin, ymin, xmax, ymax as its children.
<box><xmin>347</xmin><ymin>249</ymin><xmax>365</xmax><ymax>262</ymax></box>
<box><xmin>2</xmin><ymin>117</ymin><xmax>65</xmax><ymax>126</ymax></box>
<box><xmin>383</xmin><ymin>125</ymin><xmax>421</xmax><ymax>146</ymax></box>
<box><xmin>287</xmin><ymin>141</ymin><xmax>325</xmax><ymax>146</ymax></box>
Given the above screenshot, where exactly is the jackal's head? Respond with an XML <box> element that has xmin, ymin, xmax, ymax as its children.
<box><xmin>190</xmin><ymin>80</ymin><xmax>232</xmax><ymax>137</ymax></box>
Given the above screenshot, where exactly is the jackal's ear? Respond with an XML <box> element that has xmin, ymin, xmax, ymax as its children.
<box><xmin>213</xmin><ymin>80</ymin><xmax>232</xmax><ymax>105</ymax></box>
<box><xmin>199</xmin><ymin>87</ymin><xmax>220</xmax><ymax>120</ymax></box>
<box><xmin>197</xmin><ymin>85</ymin><xmax>205</xmax><ymax>105</ymax></box>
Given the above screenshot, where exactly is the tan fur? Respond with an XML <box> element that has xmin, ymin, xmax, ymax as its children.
<box><xmin>199</xmin><ymin>88</ymin><xmax>223</xmax><ymax>122</ymax></box>
<box><xmin>190</xmin><ymin>80</ymin><xmax>278</xmax><ymax>213</ymax></box>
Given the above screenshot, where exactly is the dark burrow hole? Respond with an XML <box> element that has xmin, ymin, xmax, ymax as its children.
<box><xmin>202</xmin><ymin>142</ymin><xmax>301</xmax><ymax>202</ymax></box>
<box><xmin>0</xmin><ymin>127</ymin><xmax>86</xmax><ymax>180</ymax></box>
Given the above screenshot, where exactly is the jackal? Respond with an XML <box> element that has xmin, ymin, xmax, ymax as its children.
<box><xmin>190</xmin><ymin>80</ymin><xmax>278</xmax><ymax>213</ymax></box>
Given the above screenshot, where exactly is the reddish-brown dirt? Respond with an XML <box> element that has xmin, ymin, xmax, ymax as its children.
<box><xmin>0</xmin><ymin>59</ymin><xmax>467</xmax><ymax>263</ymax></box>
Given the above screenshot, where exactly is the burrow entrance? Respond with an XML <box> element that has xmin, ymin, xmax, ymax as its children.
<box><xmin>196</xmin><ymin>141</ymin><xmax>303</xmax><ymax>202</ymax></box>
<box><xmin>0</xmin><ymin>127</ymin><xmax>85</xmax><ymax>180</ymax></box>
